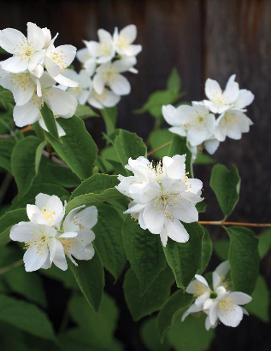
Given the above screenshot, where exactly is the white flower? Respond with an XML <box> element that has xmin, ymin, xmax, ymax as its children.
<box><xmin>95</xmin><ymin>29</ymin><xmax>115</xmax><ymax>64</ymax></box>
<box><xmin>93</xmin><ymin>59</ymin><xmax>132</xmax><ymax>96</ymax></box>
<box><xmin>214</xmin><ymin>110</ymin><xmax>253</xmax><ymax>142</ymax></box>
<box><xmin>26</xmin><ymin>193</ymin><xmax>65</xmax><ymax>227</ymax></box>
<box><xmin>202</xmin><ymin>74</ymin><xmax>254</xmax><ymax>114</ymax></box>
<box><xmin>10</xmin><ymin>193</ymin><xmax>98</xmax><ymax>271</ymax></box>
<box><xmin>64</xmin><ymin>69</ymin><xmax>92</xmax><ymax>105</ymax></box>
<box><xmin>116</xmin><ymin>155</ymin><xmax>203</xmax><ymax>247</ymax></box>
<box><xmin>182</xmin><ymin>261</ymin><xmax>252</xmax><ymax>330</ymax></box>
<box><xmin>0</xmin><ymin>69</ymin><xmax>36</xmax><ymax>106</ymax></box>
<box><xmin>182</xmin><ymin>261</ymin><xmax>230</xmax><ymax>320</ymax></box>
<box><xmin>113</xmin><ymin>24</ymin><xmax>142</xmax><ymax>57</ymax></box>
<box><xmin>204</xmin><ymin>287</ymin><xmax>251</xmax><ymax>329</ymax></box>
<box><xmin>88</xmin><ymin>87</ymin><xmax>120</xmax><ymax>109</ymax></box>
<box><xmin>162</xmin><ymin>104</ymin><xmax>216</xmax><ymax>147</ymax></box>
<box><xmin>0</xmin><ymin>22</ymin><xmax>47</xmax><ymax>74</ymax></box>
<box><xmin>59</xmin><ymin>205</ymin><xmax>97</xmax><ymax>265</ymax></box>
<box><xmin>77</xmin><ymin>41</ymin><xmax>97</xmax><ymax>75</ymax></box>
<box><xmin>10</xmin><ymin>222</ymin><xmax>67</xmax><ymax>272</ymax></box>
<box><xmin>13</xmin><ymin>72</ymin><xmax>77</xmax><ymax>133</ymax></box>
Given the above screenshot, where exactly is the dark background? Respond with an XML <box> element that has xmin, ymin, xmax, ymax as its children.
<box><xmin>0</xmin><ymin>0</ymin><xmax>270</xmax><ymax>350</ymax></box>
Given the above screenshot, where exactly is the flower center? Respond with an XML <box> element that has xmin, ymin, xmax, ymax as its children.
<box><xmin>41</xmin><ymin>208</ymin><xmax>56</xmax><ymax>223</ymax></box>
<box><xmin>117</xmin><ymin>36</ymin><xmax>129</xmax><ymax>49</ymax></box>
<box><xmin>196</xmin><ymin>115</ymin><xmax>205</xmax><ymax>124</ymax></box>
<box><xmin>25</xmin><ymin>234</ymin><xmax>49</xmax><ymax>253</ymax></box>
<box><xmin>50</xmin><ymin>51</ymin><xmax>66</xmax><ymax>69</ymax></box>
<box><xmin>59</xmin><ymin>238</ymin><xmax>73</xmax><ymax>253</ymax></box>
<box><xmin>218</xmin><ymin>296</ymin><xmax>234</xmax><ymax>311</ymax></box>
<box><xmin>213</xmin><ymin>94</ymin><xmax>225</xmax><ymax>105</ymax></box>
<box><xmin>194</xmin><ymin>282</ymin><xmax>207</xmax><ymax>297</ymax></box>
<box><xmin>103</xmin><ymin>67</ymin><xmax>117</xmax><ymax>82</ymax></box>
<box><xmin>99</xmin><ymin>43</ymin><xmax>112</xmax><ymax>57</ymax></box>
<box><xmin>11</xmin><ymin>73</ymin><xmax>33</xmax><ymax>90</ymax></box>
<box><xmin>20</xmin><ymin>44</ymin><xmax>34</xmax><ymax>60</ymax></box>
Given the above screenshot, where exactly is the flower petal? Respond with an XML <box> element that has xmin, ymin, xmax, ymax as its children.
<box><xmin>45</xmin><ymin>87</ymin><xmax>77</xmax><ymax>117</ymax></box>
<box><xmin>10</xmin><ymin>221</ymin><xmax>36</xmax><ymax>242</ymax></box>
<box><xmin>13</xmin><ymin>100</ymin><xmax>40</xmax><ymax>127</ymax></box>
<box><xmin>23</xmin><ymin>244</ymin><xmax>49</xmax><ymax>272</ymax></box>
<box><xmin>165</xmin><ymin>219</ymin><xmax>189</xmax><ymax>243</ymax></box>
<box><xmin>109</xmin><ymin>74</ymin><xmax>130</xmax><ymax>95</ymax></box>
<box><xmin>0</xmin><ymin>28</ymin><xmax>26</xmax><ymax>54</ymax></box>
<box><xmin>1</xmin><ymin>56</ymin><xmax>28</xmax><ymax>73</ymax></box>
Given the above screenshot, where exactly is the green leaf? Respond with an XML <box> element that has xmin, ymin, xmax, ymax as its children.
<box><xmin>124</xmin><ymin>267</ymin><xmax>173</xmax><ymax>321</ymax></box>
<box><xmin>168</xmin><ymin>316</ymin><xmax>215</xmax><ymax>351</ymax></box>
<box><xmin>163</xmin><ymin>223</ymin><xmax>204</xmax><ymax>288</ymax></box>
<box><xmin>41</xmin><ymin>104</ymin><xmax>59</xmax><ymax>139</ymax></box>
<box><xmin>246</xmin><ymin>275</ymin><xmax>269</xmax><ymax>322</ymax></box>
<box><xmin>136</xmin><ymin>90</ymin><xmax>179</xmax><ymax>118</ymax></box>
<box><xmin>4</xmin><ymin>266</ymin><xmax>47</xmax><ymax>307</ymax></box>
<box><xmin>210</xmin><ymin>164</ymin><xmax>240</xmax><ymax>218</ymax></box>
<box><xmin>113</xmin><ymin>129</ymin><xmax>146</xmax><ymax>167</ymax></box>
<box><xmin>11</xmin><ymin>136</ymin><xmax>41</xmax><ymax>195</ymax></box>
<box><xmin>157</xmin><ymin>290</ymin><xmax>193</xmax><ymax>340</ymax></box>
<box><xmin>167</xmin><ymin>68</ymin><xmax>181</xmax><ymax>95</ymax></box>
<box><xmin>148</xmin><ymin>129</ymin><xmax>173</xmax><ymax>158</ymax></box>
<box><xmin>94</xmin><ymin>204</ymin><xmax>126</xmax><ymax>280</ymax></box>
<box><xmin>35</xmin><ymin>140</ymin><xmax>47</xmax><ymax>174</ymax></box>
<box><xmin>0</xmin><ymin>295</ymin><xmax>55</xmax><ymax>340</ymax></box>
<box><xmin>75</xmin><ymin>104</ymin><xmax>98</xmax><ymax>119</ymax></box>
<box><xmin>67</xmin><ymin>294</ymin><xmax>122</xmax><ymax>351</ymax></box>
<box><xmin>226</xmin><ymin>226</ymin><xmax>259</xmax><ymax>294</ymax></box>
<box><xmin>122</xmin><ymin>217</ymin><xmax>166</xmax><ymax>294</ymax></box>
<box><xmin>66</xmin><ymin>188</ymin><xmax>122</xmax><ymax>213</ymax></box>
<box><xmin>0</xmin><ymin>324</ymin><xmax>29</xmax><ymax>351</ymax></box>
<box><xmin>101</xmin><ymin>107</ymin><xmax>117</xmax><ymax>135</ymax></box>
<box><xmin>46</xmin><ymin>116</ymin><xmax>97</xmax><ymax>180</ymax></box>
<box><xmin>199</xmin><ymin>227</ymin><xmax>213</xmax><ymax>273</ymax></box>
<box><xmin>214</xmin><ymin>239</ymin><xmax>229</xmax><ymax>260</ymax></box>
<box><xmin>194</xmin><ymin>153</ymin><xmax>215</xmax><ymax>165</ymax></box>
<box><xmin>0</xmin><ymin>138</ymin><xmax>15</xmax><ymax>172</ymax></box>
<box><xmin>71</xmin><ymin>174</ymin><xmax>118</xmax><ymax>199</ymax></box>
<box><xmin>69</xmin><ymin>253</ymin><xmax>104</xmax><ymax>311</ymax></box>
<box><xmin>258</xmin><ymin>228</ymin><xmax>271</xmax><ymax>258</ymax></box>
<box><xmin>141</xmin><ymin>318</ymin><xmax>170</xmax><ymax>351</ymax></box>
<box><xmin>0</xmin><ymin>86</ymin><xmax>14</xmax><ymax>111</ymax></box>
<box><xmin>0</xmin><ymin>208</ymin><xmax>27</xmax><ymax>245</ymax></box>
<box><xmin>38</xmin><ymin>157</ymin><xmax>80</xmax><ymax>188</ymax></box>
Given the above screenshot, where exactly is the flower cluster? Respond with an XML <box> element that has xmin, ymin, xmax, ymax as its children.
<box><xmin>0</xmin><ymin>22</ymin><xmax>78</xmax><ymax>135</ymax></box>
<box><xmin>182</xmin><ymin>261</ymin><xmax>252</xmax><ymax>329</ymax></box>
<box><xmin>10</xmin><ymin>193</ymin><xmax>97</xmax><ymax>272</ymax></box>
<box><xmin>163</xmin><ymin>75</ymin><xmax>254</xmax><ymax>157</ymax></box>
<box><xmin>66</xmin><ymin>24</ymin><xmax>142</xmax><ymax>109</ymax></box>
<box><xmin>116</xmin><ymin>154</ymin><xmax>203</xmax><ymax>246</ymax></box>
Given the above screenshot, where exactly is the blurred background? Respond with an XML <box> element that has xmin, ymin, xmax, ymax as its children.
<box><xmin>0</xmin><ymin>0</ymin><xmax>270</xmax><ymax>350</ymax></box>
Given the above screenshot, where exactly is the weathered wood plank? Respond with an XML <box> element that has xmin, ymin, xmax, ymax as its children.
<box><xmin>205</xmin><ymin>0</ymin><xmax>271</xmax><ymax>223</ymax></box>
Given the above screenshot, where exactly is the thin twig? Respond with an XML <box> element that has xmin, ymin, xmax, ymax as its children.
<box><xmin>198</xmin><ymin>220</ymin><xmax>271</xmax><ymax>228</ymax></box>
<box><xmin>147</xmin><ymin>141</ymin><xmax>171</xmax><ymax>156</ymax></box>
<box><xmin>21</xmin><ymin>125</ymin><xmax>32</xmax><ymax>133</ymax></box>
<box><xmin>0</xmin><ymin>259</ymin><xmax>23</xmax><ymax>275</ymax></box>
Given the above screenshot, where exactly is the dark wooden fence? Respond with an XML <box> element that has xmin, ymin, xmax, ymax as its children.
<box><xmin>0</xmin><ymin>1</ymin><xmax>271</xmax><ymax>349</ymax></box>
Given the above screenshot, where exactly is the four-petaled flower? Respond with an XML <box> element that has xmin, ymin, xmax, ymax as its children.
<box><xmin>10</xmin><ymin>193</ymin><xmax>97</xmax><ymax>272</ymax></box>
<box><xmin>182</xmin><ymin>261</ymin><xmax>252</xmax><ymax>330</ymax></box>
